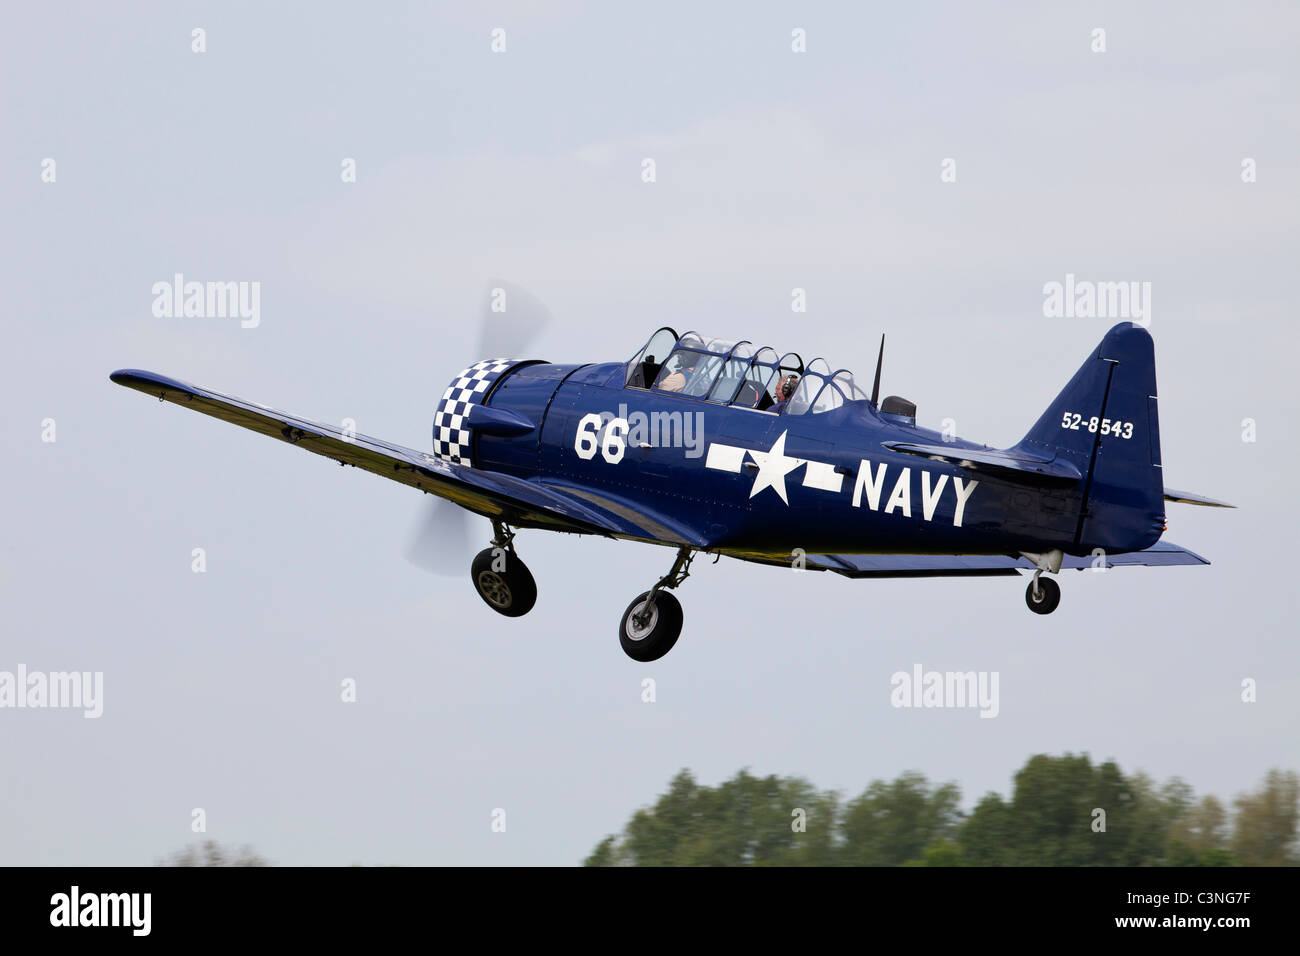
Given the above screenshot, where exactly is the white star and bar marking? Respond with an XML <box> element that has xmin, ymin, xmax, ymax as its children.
<box><xmin>702</xmin><ymin>429</ymin><xmax>978</xmax><ymax>526</ymax></box>
<box><xmin>705</xmin><ymin>430</ymin><xmax>843</xmax><ymax>504</ymax></box>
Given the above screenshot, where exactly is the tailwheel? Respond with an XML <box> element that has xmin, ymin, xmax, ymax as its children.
<box><xmin>1025</xmin><ymin>572</ymin><xmax>1061</xmax><ymax>615</ymax></box>
<box><xmin>619</xmin><ymin>590</ymin><xmax>683</xmax><ymax>662</ymax></box>
<box><xmin>470</xmin><ymin>522</ymin><xmax>536</xmax><ymax>617</ymax></box>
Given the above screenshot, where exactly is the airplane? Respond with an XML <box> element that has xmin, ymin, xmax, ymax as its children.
<box><xmin>111</xmin><ymin>319</ymin><xmax>1232</xmax><ymax>662</ymax></box>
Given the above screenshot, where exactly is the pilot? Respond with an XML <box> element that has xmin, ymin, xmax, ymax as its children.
<box><xmin>658</xmin><ymin>354</ymin><xmax>697</xmax><ymax>393</ymax></box>
<box><xmin>771</xmin><ymin>374</ymin><xmax>799</xmax><ymax>413</ymax></box>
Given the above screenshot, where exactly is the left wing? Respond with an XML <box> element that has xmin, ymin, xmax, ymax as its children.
<box><xmin>725</xmin><ymin>540</ymin><xmax>1209</xmax><ymax>578</ymax></box>
<box><xmin>110</xmin><ymin>369</ymin><xmax>625</xmax><ymax>536</ymax></box>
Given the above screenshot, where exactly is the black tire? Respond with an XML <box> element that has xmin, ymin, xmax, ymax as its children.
<box><xmin>1025</xmin><ymin>576</ymin><xmax>1061</xmax><ymax>615</ymax></box>
<box><xmin>619</xmin><ymin>590</ymin><xmax>684</xmax><ymax>662</ymax></box>
<box><xmin>470</xmin><ymin>547</ymin><xmax>537</xmax><ymax>618</ymax></box>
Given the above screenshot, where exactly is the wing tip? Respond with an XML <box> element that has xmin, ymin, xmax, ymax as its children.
<box><xmin>110</xmin><ymin>369</ymin><xmax>190</xmax><ymax>394</ymax></box>
<box><xmin>110</xmin><ymin>368</ymin><xmax>159</xmax><ymax>387</ymax></box>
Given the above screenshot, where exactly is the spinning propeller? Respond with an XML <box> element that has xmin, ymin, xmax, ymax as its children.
<box><xmin>405</xmin><ymin>282</ymin><xmax>554</xmax><ymax>575</ymax></box>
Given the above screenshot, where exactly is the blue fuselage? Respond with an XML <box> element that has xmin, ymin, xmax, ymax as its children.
<box><xmin>470</xmin><ymin>361</ymin><xmax>1161</xmax><ymax>558</ymax></box>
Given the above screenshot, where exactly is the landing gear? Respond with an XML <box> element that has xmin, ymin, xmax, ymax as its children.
<box><xmin>620</xmin><ymin>591</ymin><xmax>684</xmax><ymax>662</ymax></box>
<box><xmin>1025</xmin><ymin>571</ymin><xmax>1061</xmax><ymax>615</ymax></box>
<box><xmin>619</xmin><ymin>547</ymin><xmax>693</xmax><ymax>662</ymax></box>
<box><xmin>470</xmin><ymin>521</ymin><xmax>536</xmax><ymax>618</ymax></box>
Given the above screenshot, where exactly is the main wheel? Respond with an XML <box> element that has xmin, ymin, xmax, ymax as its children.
<box><xmin>619</xmin><ymin>590</ymin><xmax>684</xmax><ymax>662</ymax></box>
<box><xmin>1025</xmin><ymin>576</ymin><xmax>1061</xmax><ymax>615</ymax></box>
<box><xmin>470</xmin><ymin>548</ymin><xmax>537</xmax><ymax>618</ymax></box>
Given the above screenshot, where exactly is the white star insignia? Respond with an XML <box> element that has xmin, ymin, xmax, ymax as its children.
<box><xmin>748</xmin><ymin>430</ymin><xmax>806</xmax><ymax>504</ymax></box>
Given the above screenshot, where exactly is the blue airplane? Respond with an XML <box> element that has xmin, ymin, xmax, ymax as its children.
<box><xmin>111</xmin><ymin>320</ymin><xmax>1232</xmax><ymax>662</ymax></box>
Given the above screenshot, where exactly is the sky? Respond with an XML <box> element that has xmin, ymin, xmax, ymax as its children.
<box><xmin>2</xmin><ymin>1</ymin><xmax>1297</xmax><ymax>865</ymax></box>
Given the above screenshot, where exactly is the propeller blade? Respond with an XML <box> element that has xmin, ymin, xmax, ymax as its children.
<box><xmin>475</xmin><ymin>279</ymin><xmax>554</xmax><ymax>360</ymax></box>
<box><xmin>405</xmin><ymin>498</ymin><xmax>470</xmax><ymax>576</ymax></box>
<box><xmin>407</xmin><ymin>280</ymin><xmax>554</xmax><ymax>576</ymax></box>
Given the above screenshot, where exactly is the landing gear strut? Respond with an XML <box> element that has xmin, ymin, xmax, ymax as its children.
<box><xmin>1024</xmin><ymin>570</ymin><xmax>1061</xmax><ymax>615</ymax></box>
<box><xmin>470</xmin><ymin>520</ymin><xmax>537</xmax><ymax>618</ymax></box>
<box><xmin>619</xmin><ymin>547</ymin><xmax>693</xmax><ymax>662</ymax></box>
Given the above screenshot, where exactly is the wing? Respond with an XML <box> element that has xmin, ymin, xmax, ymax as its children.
<box><xmin>110</xmin><ymin>369</ymin><xmax>624</xmax><ymax>536</ymax></box>
<box><xmin>724</xmin><ymin>540</ymin><xmax>1209</xmax><ymax>578</ymax></box>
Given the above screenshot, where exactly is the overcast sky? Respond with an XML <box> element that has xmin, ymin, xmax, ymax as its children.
<box><xmin>2</xmin><ymin>1</ymin><xmax>1297</xmax><ymax>865</ymax></box>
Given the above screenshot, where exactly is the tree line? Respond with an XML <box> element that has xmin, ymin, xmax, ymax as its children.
<box><xmin>583</xmin><ymin>754</ymin><xmax>1299</xmax><ymax>866</ymax></box>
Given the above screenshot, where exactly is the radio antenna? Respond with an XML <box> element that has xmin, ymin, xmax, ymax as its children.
<box><xmin>870</xmin><ymin>334</ymin><xmax>885</xmax><ymax>406</ymax></box>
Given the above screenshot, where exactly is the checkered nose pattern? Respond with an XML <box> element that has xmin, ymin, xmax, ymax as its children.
<box><xmin>432</xmin><ymin>359</ymin><xmax>515</xmax><ymax>465</ymax></box>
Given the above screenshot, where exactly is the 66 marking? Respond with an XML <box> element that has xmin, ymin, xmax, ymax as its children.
<box><xmin>574</xmin><ymin>413</ymin><xmax>627</xmax><ymax>464</ymax></box>
<box><xmin>1061</xmin><ymin>413</ymin><xmax>1133</xmax><ymax>439</ymax></box>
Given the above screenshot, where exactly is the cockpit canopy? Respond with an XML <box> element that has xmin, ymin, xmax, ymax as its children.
<box><xmin>625</xmin><ymin>327</ymin><xmax>871</xmax><ymax>415</ymax></box>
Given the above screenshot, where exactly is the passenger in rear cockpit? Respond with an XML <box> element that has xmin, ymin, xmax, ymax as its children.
<box><xmin>771</xmin><ymin>374</ymin><xmax>799</xmax><ymax>413</ymax></box>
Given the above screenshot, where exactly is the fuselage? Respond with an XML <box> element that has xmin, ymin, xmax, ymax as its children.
<box><xmin>468</xmin><ymin>361</ymin><xmax>1149</xmax><ymax>558</ymax></box>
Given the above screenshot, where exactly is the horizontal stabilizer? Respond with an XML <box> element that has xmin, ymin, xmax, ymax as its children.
<box><xmin>881</xmin><ymin>441</ymin><xmax>1082</xmax><ymax>484</ymax></box>
<box><xmin>724</xmin><ymin>540</ymin><xmax>1209</xmax><ymax>578</ymax></box>
<box><xmin>1164</xmin><ymin>487</ymin><xmax>1235</xmax><ymax>508</ymax></box>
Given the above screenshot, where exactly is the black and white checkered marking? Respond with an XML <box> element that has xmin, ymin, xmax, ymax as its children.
<box><xmin>432</xmin><ymin>359</ymin><xmax>515</xmax><ymax>465</ymax></box>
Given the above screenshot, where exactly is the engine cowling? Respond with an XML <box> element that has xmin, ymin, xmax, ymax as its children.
<box><xmin>431</xmin><ymin>359</ymin><xmax>520</xmax><ymax>465</ymax></box>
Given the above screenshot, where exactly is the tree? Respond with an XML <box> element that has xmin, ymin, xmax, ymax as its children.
<box><xmin>158</xmin><ymin>840</ymin><xmax>268</xmax><ymax>866</ymax></box>
<box><xmin>1168</xmin><ymin>795</ymin><xmax>1231</xmax><ymax>865</ymax></box>
<box><xmin>838</xmin><ymin>771</ymin><xmax>962</xmax><ymax>866</ymax></box>
<box><xmin>1231</xmin><ymin>769</ymin><xmax>1299</xmax><ymax>866</ymax></box>
<box><xmin>583</xmin><ymin>836</ymin><xmax>619</xmax><ymax>868</ymax></box>
<box><xmin>586</xmin><ymin>768</ymin><xmax>843</xmax><ymax>866</ymax></box>
<box><xmin>957</xmin><ymin>793</ymin><xmax>1016</xmax><ymax>866</ymax></box>
<box><xmin>1004</xmin><ymin>753</ymin><xmax>1107</xmax><ymax>865</ymax></box>
<box><xmin>915</xmin><ymin>840</ymin><xmax>963</xmax><ymax>866</ymax></box>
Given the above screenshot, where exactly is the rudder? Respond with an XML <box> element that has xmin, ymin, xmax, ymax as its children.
<box><xmin>1014</xmin><ymin>322</ymin><xmax>1165</xmax><ymax>553</ymax></box>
